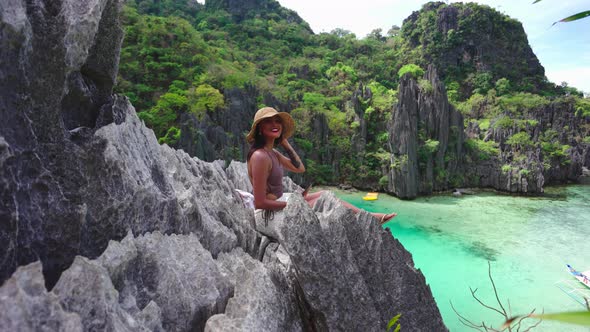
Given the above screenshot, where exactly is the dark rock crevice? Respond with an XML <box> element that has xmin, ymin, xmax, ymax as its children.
<box><xmin>61</xmin><ymin>71</ymin><xmax>102</xmax><ymax>131</ymax></box>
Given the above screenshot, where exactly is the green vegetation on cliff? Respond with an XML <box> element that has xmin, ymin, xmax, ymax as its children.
<box><xmin>397</xmin><ymin>2</ymin><xmax>551</xmax><ymax>99</ymax></box>
<box><xmin>116</xmin><ymin>0</ymin><xmax>589</xmax><ymax>188</ymax></box>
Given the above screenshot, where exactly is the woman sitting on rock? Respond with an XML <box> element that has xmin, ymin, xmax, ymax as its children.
<box><xmin>246</xmin><ymin>107</ymin><xmax>397</xmax><ymax>224</ymax></box>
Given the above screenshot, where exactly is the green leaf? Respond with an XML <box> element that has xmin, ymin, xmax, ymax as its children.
<box><xmin>532</xmin><ymin>2</ymin><xmax>590</xmax><ymax>24</ymax></box>
<box><xmin>504</xmin><ymin>311</ymin><xmax>590</xmax><ymax>329</ymax></box>
<box><xmin>556</xmin><ymin>11</ymin><xmax>590</xmax><ymax>24</ymax></box>
<box><xmin>387</xmin><ymin>313</ymin><xmax>401</xmax><ymax>331</ymax></box>
<box><xmin>532</xmin><ymin>311</ymin><xmax>590</xmax><ymax>326</ymax></box>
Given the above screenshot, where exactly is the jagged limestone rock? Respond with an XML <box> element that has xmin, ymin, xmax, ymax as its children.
<box><xmin>0</xmin><ymin>232</ymin><xmax>236</xmax><ymax>332</ymax></box>
<box><xmin>351</xmin><ymin>83</ymin><xmax>371</xmax><ymax>166</ymax></box>
<box><xmin>0</xmin><ymin>0</ymin><xmax>128</xmax><ymax>283</ymax></box>
<box><xmin>388</xmin><ymin>65</ymin><xmax>464</xmax><ymax>198</ymax></box>
<box><xmin>135</xmin><ymin>301</ymin><xmax>164</xmax><ymax>332</ymax></box>
<box><xmin>471</xmin><ymin>93</ymin><xmax>590</xmax><ymax>192</ymax></box>
<box><xmin>95</xmin><ymin>231</ymin><xmax>138</xmax><ymax>285</ymax></box>
<box><xmin>530</xmin><ymin>101</ymin><xmax>586</xmax><ymax>184</ymax></box>
<box><xmin>178</xmin><ymin>86</ymin><xmax>258</xmax><ymax>162</ymax></box>
<box><xmin>276</xmin><ymin>193</ymin><xmax>447</xmax><ymax>331</ymax></box>
<box><xmin>313</xmin><ymin>193</ymin><xmax>446</xmax><ymax>330</ymax></box>
<box><xmin>1</xmin><ymin>0</ymin><xmax>255</xmax><ymax>283</ymax></box>
<box><xmin>261</xmin><ymin>242</ymin><xmax>315</xmax><ymax>330</ymax></box>
<box><xmin>116</xmin><ymin>232</ymin><xmax>232</xmax><ymax>332</ymax></box>
<box><xmin>52</xmin><ymin>256</ymin><xmax>148</xmax><ymax>332</ymax></box>
<box><xmin>0</xmin><ymin>262</ymin><xmax>83</xmax><ymax>332</ymax></box>
<box><xmin>205</xmin><ymin>248</ymin><xmax>303</xmax><ymax>331</ymax></box>
<box><xmin>418</xmin><ymin>66</ymin><xmax>465</xmax><ymax>192</ymax></box>
<box><xmin>1</xmin><ymin>197</ymin><xmax>447</xmax><ymax>332</ymax></box>
<box><xmin>1</xmin><ymin>30</ymin><xmax>258</xmax><ymax>284</ymax></box>
<box><xmin>100</xmin><ymin>232</ymin><xmax>234</xmax><ymax>331</ymax></box>
<box><xmin>226</xmin><ymin>160</ymin><xmax>253</xmax><ymax>193</ymax></box>
<box><xmin>388</xmin><ymin>73</ymin><xmax>421</xmax><ymax>198</ymax></box>
<box><xmin>83</xmin><ymin>95</ymin><xmax>257</xmax><ymax>259</ymax></box>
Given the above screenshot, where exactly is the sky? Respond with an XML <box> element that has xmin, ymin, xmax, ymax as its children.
<box><xmin>276</xmin><ymin>0</ymin><xmax>590</xmax><ymax>93</ymax></box>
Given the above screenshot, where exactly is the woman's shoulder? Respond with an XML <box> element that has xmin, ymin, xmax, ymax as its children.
<box><xmin>250</xmin><ymin>149</ymin><xmax>272</xmax><ymax>162</ymax></box>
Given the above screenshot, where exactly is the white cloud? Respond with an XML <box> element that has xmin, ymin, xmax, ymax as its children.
<box><xmin>278</xmin><ymin>0</ymin><xmax>415</xmax><ymax>37</ymax></box>
<box><xmin>546</xmin><ymin>67</ymin><xmax>590</xmax><ymax>93</ymax></box>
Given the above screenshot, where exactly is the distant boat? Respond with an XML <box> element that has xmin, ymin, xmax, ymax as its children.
<box><xmin>363</xmin><ymin>192</ymin><xmax>379</xmax><ymax>201</ymax></box>
<box><xmin>567</xmin><ymin>264</ymin><xmax>590</xmax><ymax>288</ymax></box>
<box><xmin>555</xmin><ymin>264</ymin><xmax>590</xmax><ymax>309</ymax></box>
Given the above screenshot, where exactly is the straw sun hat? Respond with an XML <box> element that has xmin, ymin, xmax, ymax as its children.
<box><xmin>246</xmin><ymin>107</ymin><xmax>295</xmax><ymax>143</ymax></box>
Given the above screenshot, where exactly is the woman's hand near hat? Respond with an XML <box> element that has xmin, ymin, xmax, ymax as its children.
<box><xmin>279</xmin><ymin>137</ymin><xmax>292</xmax><ymax>149</ymax></box>
<box><xmin>276</xmin><ymin>138</ymin><xmax>305</xmax><ymax>173</ymax></box>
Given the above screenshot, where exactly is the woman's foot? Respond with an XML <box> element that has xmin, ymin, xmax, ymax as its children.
<box><xmin>374</xmin><ymin>212</ymin><xmax>397</xmax><ymax>225</ymax></box>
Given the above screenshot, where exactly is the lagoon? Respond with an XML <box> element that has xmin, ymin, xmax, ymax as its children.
<box><xmin>335</xmin><ymin>185</ymin><xmax>590</xmax><ymax>331</ymax></box>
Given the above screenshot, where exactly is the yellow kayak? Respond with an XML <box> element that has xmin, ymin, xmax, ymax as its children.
<box><xmin>362</xmin><ymin>192</ymin><xmax>379</xmax><ymax>201</ymax></box>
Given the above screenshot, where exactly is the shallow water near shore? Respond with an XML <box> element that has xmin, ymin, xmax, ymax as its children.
<box><xmin>333</xmin><ymin>185</ymin><xmax>590</xmax><ymax>332</ymax></box>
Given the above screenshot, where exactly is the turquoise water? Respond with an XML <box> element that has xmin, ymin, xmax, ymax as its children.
<box><xmin>335</xmin><ymin>185</ymin><xmax>590</xmax><ymax>332</ymax></box>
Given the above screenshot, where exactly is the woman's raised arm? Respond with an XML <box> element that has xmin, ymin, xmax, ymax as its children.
<box><xmin>276</xmin><ymin>139</ymin><xmax>305</xmax><ymax>173</ymax></box>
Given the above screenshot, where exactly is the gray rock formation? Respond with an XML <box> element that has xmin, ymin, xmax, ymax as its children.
<box><xmin>226</xmin><ymin>161</ymin><xmax>254</xmax><ymax>193</ymax></box>
<box><xmin>387</xmin><ymin>66</ymin><xmax>464</xmax><ymax>198</ymax></box>
<box><xmin>293</xmin><ymin>192</ymin><xmax>445</xmax><ymax>330</ymax></box>
<box><xmin>95</xmin><ymin>232</ymin><xmax>233</xmax><ymax>332</ymax></box>
<box><xmin>0</xmin><ymin>1</ymin><xmax>447</xmax><ymax>331</ymax></box>
<box><xmin>1</xmin><ymin>199</ymin><xmax>447</xmax><ymax>332</ymax></box>
<box><xmin>0</xmin><ymin>0</ymin><xmax>126</xmax><ymax>285</ymax></box>
<box><xmin>466</xmin><ymin>133</ymin><xmax>545</xmax><ymax>194</ymax></box>
<box><xmin>0</xmin><ymin>262</ymin><xmax>83</xmax><ymax>332</ymax></box>
<box><xmin>385</xmin><ymin>63</ymin><xmax>590</xmax><ymax>198</ymax></box>
<box><xmin>1</xmin><ymin>232</ymin><xmax>233</xmax><ymax>332</ymax></box>
<box><xmin>53</xmin><ymin>256</ymin><xmax>150</xmax><ymax>332</ymax></box>
<box><xmin>205</xmin><ymin>248</ymin><xmax>303</xmax><ymax>331</ymax></box>
<box><xmin>463</xmin><ymin>96</ymin><xmax>589</xmax><ymax>194</ymax></box>
<box><xmin>0</xmin><ymin>0</ymin><xmax>258</xmax><ymax>284</ymax></box>
<box><xmin>178</xmin><ymin>86</ymin><xmax>258</xmax><ymax>162</ymax></box>
<box><xmin>388</xmin><ymin>74</ymin><xmax>420</xmax><ymax>198</ymax></box>
<box><xmin>351</xmin><ymin>83</ymin><xmax>371</xmax><ymax>162</ymax></box>
<box><xmin>534</xmin><ymin>100</ymin><xmax>587</xmax><ymax>184</ymax></box>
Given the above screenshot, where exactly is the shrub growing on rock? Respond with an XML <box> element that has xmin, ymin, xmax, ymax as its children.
<box><xmin>398</xmin><ymin>64</ymin><xmax>424</xmax><ymax>79</ymax></box>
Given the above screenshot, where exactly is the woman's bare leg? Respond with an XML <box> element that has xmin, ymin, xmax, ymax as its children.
<box><xmin>339</xmin><ymin>199</ymin><xmax>360</xmax><ymax>212</ymax></box>
<box><xmin>304</xmin><ymin>190</ymin><xmax>324</xmax><ymax>207</ymax></box>
<box><xmin>344</xmin><ymin>196</ymin><xmax>397</xmax><ymax>223</ymax></box>
<box><xmin>304</xmin><ymin>190</ymin><xmax>397</xmax><ymax>224</ymax></box>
